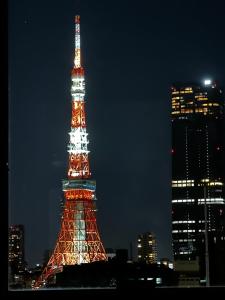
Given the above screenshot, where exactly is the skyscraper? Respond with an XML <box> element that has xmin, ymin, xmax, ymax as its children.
<box><xmin>171</xmin><ymin>80</ymin><xmax>225</xmax><ymax>284</ymax></box>
<box><xmin>137</xmin><ymin>232</ymin><xmax>158</xmax><ymax>264</ymax></box>
<box><xmin>8</xmin><ymin>225</ymin><xmax>26</xmax><ymax>276</ymax></box>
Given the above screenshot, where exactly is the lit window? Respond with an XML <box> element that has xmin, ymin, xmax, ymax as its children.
<box><xmin>156</xmin><ymin>278</ymin><xmax>162</xmax><ymax>284</ymax></box>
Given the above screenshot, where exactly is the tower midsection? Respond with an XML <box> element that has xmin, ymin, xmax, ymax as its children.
<box><xmin>68</xmin><ymin>66</ymin><xmax>91</xmax><ymax>179</ymax></box>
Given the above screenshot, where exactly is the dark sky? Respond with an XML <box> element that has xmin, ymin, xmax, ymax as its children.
<box><xmin>9</xmin><ymin>0</ymin><xmax>225</xmax><ymax>267</ymax></box>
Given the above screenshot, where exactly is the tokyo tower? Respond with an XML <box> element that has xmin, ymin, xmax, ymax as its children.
<box><xmin>33</xmin><ymin>15</ymin><xmax>107</xmax><ymax>289</ymax></box>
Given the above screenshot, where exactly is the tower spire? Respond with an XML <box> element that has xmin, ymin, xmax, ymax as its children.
<box><xmin>69</xmin><ymin>15</ymin><xmax>90</xmax><ymax>179</ymax></box>
<box><xmin>74</xmin><ymin>15</ymin><xmax>81</xmax><ymax>68</ymax></box>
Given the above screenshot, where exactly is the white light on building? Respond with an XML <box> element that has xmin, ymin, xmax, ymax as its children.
<box><xmin>204</xmin><ymin>79</ymin><xmax>212</xmax><ymax>85</ymax></box>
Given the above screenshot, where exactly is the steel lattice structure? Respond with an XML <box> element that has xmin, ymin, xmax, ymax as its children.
<box><xmin>33</xmin><ymin>15</ymin><xmax>107</xmax><ymax>289</ymax></box>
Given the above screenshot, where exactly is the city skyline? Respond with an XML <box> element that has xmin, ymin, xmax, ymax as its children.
<box><xmin>9</xmin><ymin>0</ymin><xmax>225</xmax><ymax>267</ymax></box>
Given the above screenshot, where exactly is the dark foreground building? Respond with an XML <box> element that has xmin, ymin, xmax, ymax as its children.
<box><xmin>53</xmin><ymin>261</ymin><xmax>178</xmax><ymax>289</ymax></box>
<box><xmin>171</xmin><ymin>80</ymin><xmax>225</xmax><ymax>285</ymax></box>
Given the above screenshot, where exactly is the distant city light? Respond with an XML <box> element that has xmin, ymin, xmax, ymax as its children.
<box><xmin>204</xmin><ymin>79</ymin><xmax>212</xmax><ymax>85</ymax></box>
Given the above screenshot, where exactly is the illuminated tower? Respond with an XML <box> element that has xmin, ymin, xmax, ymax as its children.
<box><xmin>33</xmin><ymin>15</ymin><xmax>107</xmax><ymax>288</ymax></box>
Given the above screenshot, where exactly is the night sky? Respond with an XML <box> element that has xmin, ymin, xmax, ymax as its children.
<box><xmin>9</xmin><ymin>0</ymin><xmax>225</xmax><ymax>267</ymax></box>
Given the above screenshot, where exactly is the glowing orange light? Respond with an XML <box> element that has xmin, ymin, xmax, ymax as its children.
<box><xmin>64</xmin><ymin>189</ymin><xmax>94</xmax><ymax>200</ymax></box>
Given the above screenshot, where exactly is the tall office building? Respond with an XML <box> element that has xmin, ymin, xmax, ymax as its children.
<box><xmin>137</xmin><ymin>232</ymin><xmax>158</xmax><ymax>263</ymax></box>
<box><xmin>171</xmin><ymin>80</ymin><xmax>225</xmax><ymax>284</ymax></box>
<box><xmin>8</xmin><ymin>225</ymin><xmax>26</xmax><ymax>274</ymax></box>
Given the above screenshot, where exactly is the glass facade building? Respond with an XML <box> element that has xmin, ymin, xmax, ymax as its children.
<box><xmin>171</xmin><ymin>80</ymin><xmax>225</xmax><ymax>283</ymax></box>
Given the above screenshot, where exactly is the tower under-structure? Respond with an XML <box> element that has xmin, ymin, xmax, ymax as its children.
<box><xmin>33</xmin><ymin>15</ymin><xmax>107</xmax><ymax>288</ymax></box>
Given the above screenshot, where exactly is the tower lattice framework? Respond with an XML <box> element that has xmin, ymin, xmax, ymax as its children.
<box><xmin>33</xmin><ymin>15</ymin><xmax>107</xmax><ymax>289</ymax></box>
